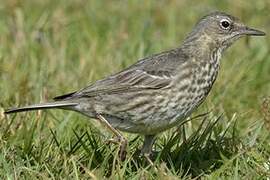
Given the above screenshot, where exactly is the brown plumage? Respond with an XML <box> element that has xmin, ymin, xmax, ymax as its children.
<box><xmin>5</xmin><ymin>11</ymin><xmax>265</xmax><ymax>158</ymax></box>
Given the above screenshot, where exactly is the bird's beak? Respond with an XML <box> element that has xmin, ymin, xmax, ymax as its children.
<box><xmin>240</xmin><ymin>26</ymin><xmax>266</xmax><ymax>36</ymax></box>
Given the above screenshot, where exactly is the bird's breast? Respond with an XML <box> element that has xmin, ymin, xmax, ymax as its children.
<box><xmin>164</xmin><ymin>60</ymin><xmax>220</xmax><ymax>124</ymax></box>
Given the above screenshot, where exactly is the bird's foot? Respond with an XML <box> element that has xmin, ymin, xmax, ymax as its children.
<box><xmin>96</xmin><ymin>114</ymin><xmax>127</xmax><ymax>160</ymax></box>
<box><xmin>139</xmin><ymin>151</ymin><xmax>159</xmax><ymax>172</ymax></box>
<box><xmin>107</xmin><ymin>136</ymin><xmax>127</xmax><ymax>161</ymax></box>
<box><xmin>142</xmin><ymin>152</ymin><xmax>154</xmax><ymax>166</ymax></box>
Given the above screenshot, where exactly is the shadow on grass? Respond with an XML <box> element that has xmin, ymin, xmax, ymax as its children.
<box><xmin>49</xmin><ymin>113</ymin><xmax>240</xmax><ymax>178</ymax></box>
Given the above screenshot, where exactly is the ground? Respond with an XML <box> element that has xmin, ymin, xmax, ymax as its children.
<box><xmin>0</xmin><ymin>0</ymin><xmax>270</xmax><ymax>179</ymax></box>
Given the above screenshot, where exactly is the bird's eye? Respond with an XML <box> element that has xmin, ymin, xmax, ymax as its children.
<box><xmin>220</xmin><ymin>19</ymin><xmax>231</xmax><ymax>30</ymax></box>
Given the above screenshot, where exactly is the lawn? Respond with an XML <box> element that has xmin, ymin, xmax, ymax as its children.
<box><xmin>0</xmin><ymin>0</ymin><xmax>270</xmax><ymax>179</ymax></box>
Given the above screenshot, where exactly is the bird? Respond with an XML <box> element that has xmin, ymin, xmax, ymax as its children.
<box><xmin>5</xmin><ymin>11</ymin><xmax>265</xmax><ymax>159</ymax></box>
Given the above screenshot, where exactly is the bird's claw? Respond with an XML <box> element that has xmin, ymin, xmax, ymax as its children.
<box><xmin>106</xmin><ymin>136</ymin><xmax>127</xmax><ymax>161</ymax></box>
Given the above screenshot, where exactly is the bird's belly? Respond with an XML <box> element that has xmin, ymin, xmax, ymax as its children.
<box><xmin>87</xmin><ymin>90</ymin><xmax>182</xmax><ymax>134</ymax></box>
<box><xmin>86</xmin><ymin>81</ymin><xmax>211</xmax><ymax>135</ymax></box>
<box><xmin>133</xmin><ymin>83</ymin><xmax>210</xmax><ymax>134</ymax></box>
<box><xmin>104</xmin><ymin>90</ymin><xmax>204</xmax><ymax>135</ymax></box>
<box><xmin>114</xmin><ymin>95</ymin><xmax>201</xmax><ymax>134</ymax></box>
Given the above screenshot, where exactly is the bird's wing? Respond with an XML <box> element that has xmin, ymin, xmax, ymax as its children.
<box><xmin>54</xmin><ymin>48</ymin><xmax>187</xmax><ymax>99</ymax></box>
<box><xmin>77</xmin><ymin>69</ymin><xmax>172</xmax><ymax>97</ymax></box>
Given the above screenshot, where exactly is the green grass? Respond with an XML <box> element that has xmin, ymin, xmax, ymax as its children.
<box><xmin>1</xmin><ymin>0</ymin><xmax>270</xmax><ymax>179</ymax></box>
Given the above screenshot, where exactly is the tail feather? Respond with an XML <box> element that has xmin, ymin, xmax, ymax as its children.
<box><xmin>4</xmin><ymin>101</ymin><xmax>78</xmax><ymax>114</ymax></box>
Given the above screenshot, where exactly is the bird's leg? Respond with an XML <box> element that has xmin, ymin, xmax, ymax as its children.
<box><xmin>141</xmin><ymin>135</ymin><xmax>156</xmax><ymax>165</ymax></box>
<box><xmin>96</xmin><ymin>114</ymin><xmax>127</xmax><ymax>160</ymax></box>
<box><xmin>141</xmin><ymin>135</ymin><xmax>156</xmax><ymax>155</ymax></box>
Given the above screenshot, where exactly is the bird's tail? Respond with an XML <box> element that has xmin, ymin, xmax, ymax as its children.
<box><xmin>4</xmin><ymin>101</ymin><xmax>78</xmax><ymax>114</ymax></box>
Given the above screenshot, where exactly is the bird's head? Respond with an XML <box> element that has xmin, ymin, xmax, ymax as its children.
<box><xmin>183</xmin><ymin>11</ymin><xmax>265</xmax><ymax>52</ymax></box>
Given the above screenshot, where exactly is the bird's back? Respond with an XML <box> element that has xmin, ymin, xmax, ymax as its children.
<box><xmin>55</xmin><ymin>48</ymin><xmax>188</xmax><ymax>100</ymax></box>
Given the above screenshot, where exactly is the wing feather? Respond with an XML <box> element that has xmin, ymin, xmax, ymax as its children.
<box><xmin>55</xmin><ymin>48</ymin><xmax>188</xmax><ymax>99</ymax></box>
<box><xmin>75</xmin><ymin>69</ymin><xmax>172</xmax><ymax>97</ymax></box>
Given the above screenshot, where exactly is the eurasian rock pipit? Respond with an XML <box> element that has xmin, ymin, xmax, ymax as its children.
<box><xmin>5</xmin><ymin>11</ymin><xmax>265</xmax><ymax>159</ymax></box>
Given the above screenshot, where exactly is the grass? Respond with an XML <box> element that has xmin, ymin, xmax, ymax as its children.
<box><xmin>0</xmin><ymin>0</ymin><xmax>270</xmax><ymax>179</ymax></box>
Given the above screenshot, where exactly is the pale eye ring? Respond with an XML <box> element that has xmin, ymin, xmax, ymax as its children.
<box><xmin>220</xmin><ymin>19</ymin><xmax>231</xmax><ymax>30</ymax></box>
